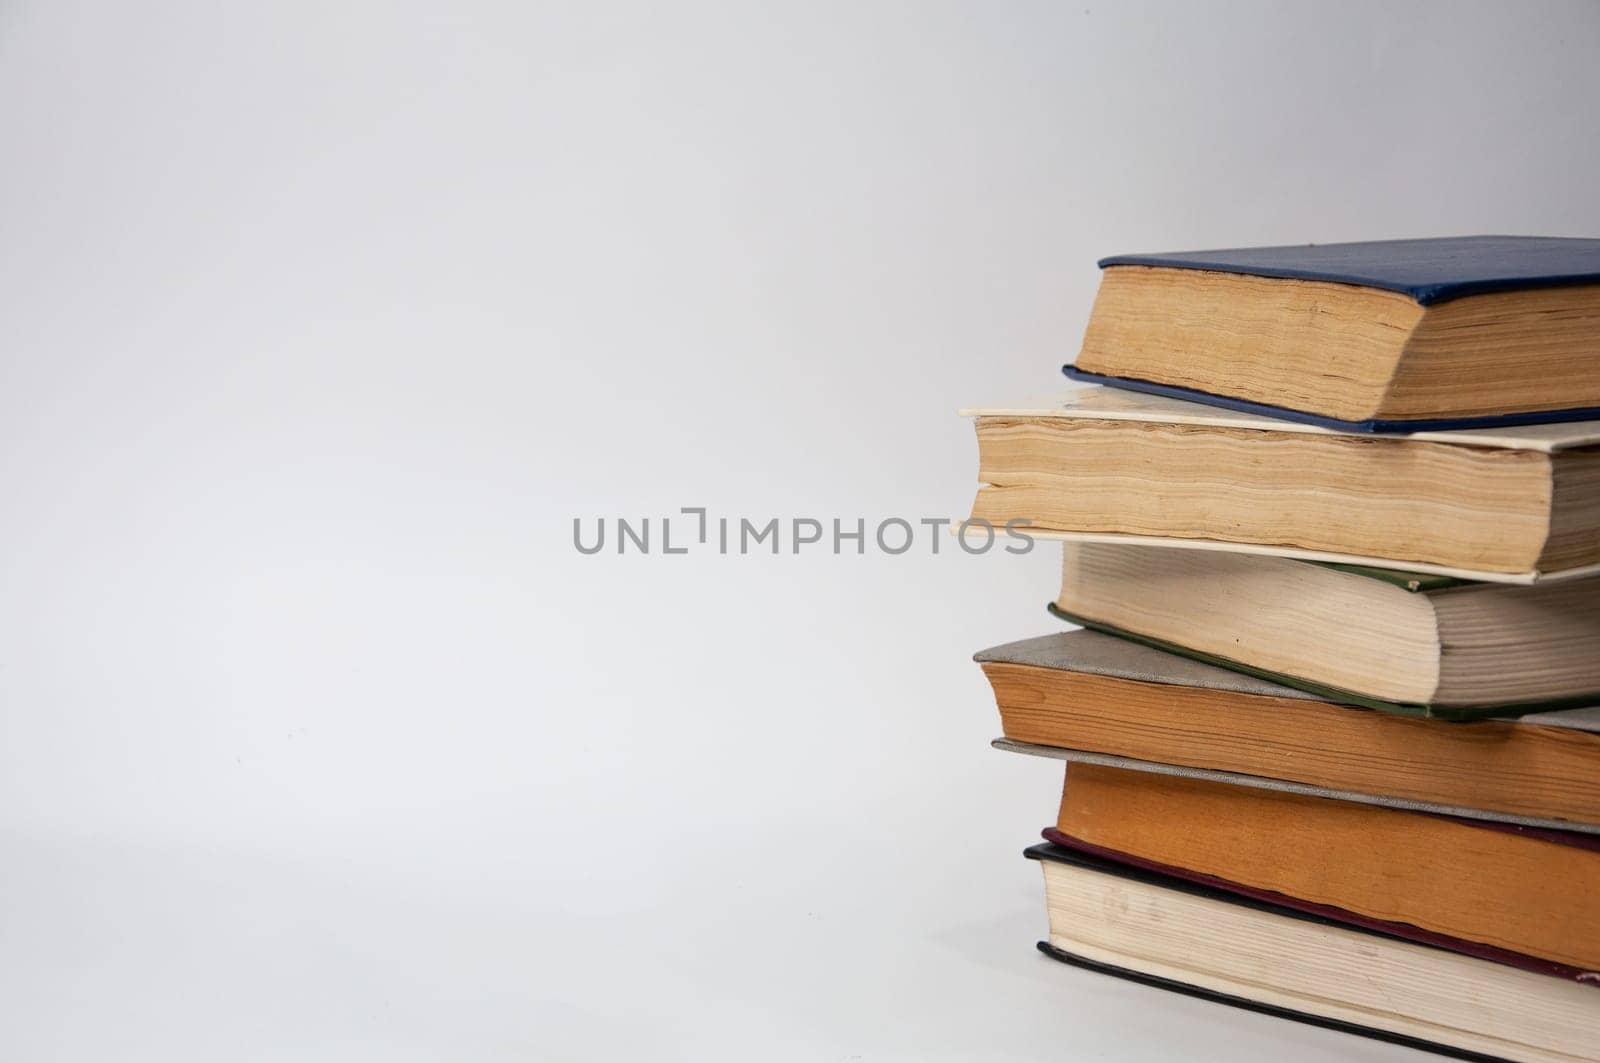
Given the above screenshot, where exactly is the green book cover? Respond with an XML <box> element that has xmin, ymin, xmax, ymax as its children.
<box><xmin>1309</xmin><ymin>561</ymin><xmax>1466</xmax><ymax>593</ymax></box>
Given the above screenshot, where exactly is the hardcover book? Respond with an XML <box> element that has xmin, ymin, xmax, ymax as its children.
<box><xmin>1051</xmin><ymin>541</ymin><xmax>1600</xmax><ymax>713</ymax></box>
<box><xmin>976</xmin><ymin>629</ymin><xmax>1600</xmax><ymax>827</ymax></box>
<box><xmin>993</xmin><ymin>740</ymin><xmax>1600</xmax><ymax>836</ymax></box>
<box><xmin>1028</xmin><ymin>843</ymin><xmax>1600</xmax><ymax>1062</ymax></box>
<box><xmin>1048</xmin><ymin>762</ymin><xmax>1600</xmax><ymax>976</ymax></box>
<box><xmin>1068</xmin><ymin>235</ymin><xmax>1600</xmax><ymax>431</ymax></box>
<box><xmin>963</xmin><ymin>385</ymin><xmax>1600</xmax><ymax>581</ymax></box>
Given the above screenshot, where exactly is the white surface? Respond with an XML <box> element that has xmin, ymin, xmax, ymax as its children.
<box><xmin>2</xmin><ymin>2</ymin><xmax>1599</xmax><ymax>1060</ymax></box>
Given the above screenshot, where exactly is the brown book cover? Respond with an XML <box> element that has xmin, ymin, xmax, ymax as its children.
<box><xmin>1047</xmin><ymin>762</ymin><xmax>1600</xmax><ymax>979</ymax></box>
<box><xmin>977</xmin><ymin>629</ymin><xmax>1600</xmax><ymax>829</ymax></box>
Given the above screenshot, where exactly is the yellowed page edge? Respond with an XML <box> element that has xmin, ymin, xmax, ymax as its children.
<box><xmin>959</xmin><ymin>386</ymin><xmax>1600</xmax><ymax>453</ymax></box>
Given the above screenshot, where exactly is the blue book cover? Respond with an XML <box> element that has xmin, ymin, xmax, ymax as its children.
<box><xmin>1098</xmin><ymin>234</ymin><xmax>1600</xmax><ymax>306</ymax></box>
<box><xmin>1074</xmin><ymin>235</ymin><xmax>1600</xmax><ymax>433</ymax></box>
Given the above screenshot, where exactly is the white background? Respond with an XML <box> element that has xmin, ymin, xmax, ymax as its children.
<box><xmin>3</xmin><ymin>2</ymin><xmax>1599</xmax><ymax>1059</ymax></box>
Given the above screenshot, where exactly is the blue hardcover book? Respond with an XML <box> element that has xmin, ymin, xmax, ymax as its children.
<box><xmin>1070</xmin><ymin>235</ymin><xmax>1600</xmax><ymax>433</ymax></box>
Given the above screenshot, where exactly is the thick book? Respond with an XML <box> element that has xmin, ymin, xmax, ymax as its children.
<box><xmin>975</xmin><ymin>629</ymin><xmax>1600</xmax><ymax>829</ymax></box>
<box><xmin>962</xmin><ymin>385</ymin><xmax>1600</xmax><ymax>582</ymax></box>
<box><xmin>1051</xmin><ymin>541</ymin><xmax>1600</xmax><ymax>714</ymax></box>
<box><xmin>1049</xmin><ymin>762</ymin><xmax>1600</xmax><ymax>977</ymax></box>
<box><xmin>1068</xmin><ymin>235</ymin><xmax>1600</xmax><ymax>432</ymax></box>
<box><xmin>993</xmin><ymin>740</ymin><xmax>1600</xmax><ymax>836</ymax></box>
<box><xmin>1027</xmin><ymin>843</ymin><xmax>1600</xmax><ymax>1062</ymax></box>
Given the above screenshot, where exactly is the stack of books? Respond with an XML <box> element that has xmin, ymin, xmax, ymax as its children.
<box><xmin>964</xmin><ymin>236</ymin><xmax>1600</xmax><ymax>1062</ymax></box>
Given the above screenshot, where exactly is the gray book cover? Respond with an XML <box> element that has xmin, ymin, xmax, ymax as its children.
<box><xmin>981</xmin><ymin>629</ymin><xmax>1600</xmax><ymax>835</ymax></box>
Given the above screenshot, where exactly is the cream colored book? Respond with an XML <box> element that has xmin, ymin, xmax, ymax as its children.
<box><xmin>962</xmin><ymin>385</ymin><xmax>1600</xmax><ymax>583</ymax></box>
<box><xmin>1030</xmin><ymin>843</ymin><xmax>1600</xmax><ymax>1062</ymax></box>
<box><xmin>1052</xmin><ymin>541</ymin><xmax>1600</xmax><ymax>716</ymax></box>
